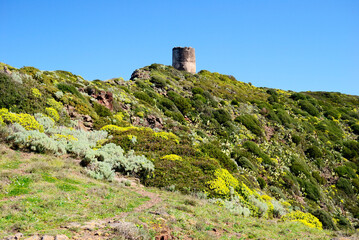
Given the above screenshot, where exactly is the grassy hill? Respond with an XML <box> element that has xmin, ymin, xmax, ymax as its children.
<box><xmin>0</xmin><ymin>144</ymin><xmax>333</xmax><ymax>239</ymax></box>
<box><xmin>0</xmin><ymin>62</ymin><xmax>359</xmax><ymax>238</ymax></box>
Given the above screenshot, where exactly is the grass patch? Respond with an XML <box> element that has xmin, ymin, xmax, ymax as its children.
<box><xmin>0</xmin><ymin>145</ymin><xmax>148</xmax><ymax>238</ymax></box>
<box><xmin>7</xmin><ymin>176</ymin><xmax>32</xmax><ymax>196</ymax></box>
<box><xmin>125</xmin><ymin>188</ymin><xmax>333</xmax><ymax>240</ymax></box>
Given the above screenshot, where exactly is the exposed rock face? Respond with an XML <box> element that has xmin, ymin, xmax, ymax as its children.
<box><xmin>131</xmin><ymin>114</ymin><xmax>164</xmax><ymax>129</ymax></box>
<box><xmin>2</xmin><ymin>66</ymin><xmax>12</xmax><ymax>75</ymax></box>
<box><xmin>172</xmin><ymin>47</ymin><xmax>196</xmax><ymax>74</ymax></box>
<box><xmin>146</xmin><ymin>114</ymin><xmax>163</xmax><ymax>129</ymax></box>
<box><xmin>64</xmin><ymin>105</ymin><xmax>93</xmax><ymax>131</ymax></box>
<box><xmin>65</xmin><ymin>105</ymin><xmax>80</xmax><ymax>118</ymax></box>
<box><xmin>79</xmin><ymin>88</ymin><xmax>114</xmax><ymax>111</ymax></box>
<box><xmin>130</xmin><ymin>69</ymin><xmax>151</xmax><ymax>80</ymax></box>
<box><xmin>94</xmin><ymin>91</ymin><xmax>113</xmax><ymax>111</ymax></box>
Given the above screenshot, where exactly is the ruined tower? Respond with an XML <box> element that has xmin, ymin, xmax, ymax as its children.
<box><xmin>172</xmin><ymin>47</ymin><xmax>196</xmax><ymax>74</ymax></box>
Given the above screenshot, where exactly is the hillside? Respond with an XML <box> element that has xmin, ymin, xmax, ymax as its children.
<box><xmin>0</xmin><ymin>62</ymin><xmax>359</xmax><ymax>239</ymax></box>
<box><xmin>0</xmin><ymin>144</ymin><xmax>332</xmax><ymax>239</ymax></box>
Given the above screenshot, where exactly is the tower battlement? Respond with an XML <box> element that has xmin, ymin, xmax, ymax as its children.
<box><xmin>172</xmin><ymin>47</ymin><xmax>196</xmax><ymax>74</ymax></box>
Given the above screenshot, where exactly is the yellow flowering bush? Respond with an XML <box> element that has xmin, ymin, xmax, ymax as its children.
<box><xmin>207</xmin><ymin>176</ymin><xmax>230</xmax><ymax>196</ymax></box>
<box><xmin>113</xmin><ymin>112</ymin><xmax>124</xmax><ymax>122</ymax></box>
<box><xmin>101</xmin><ymin>125</ymin><xmax>180</xmax><ymax>143</ymax></box>
<box><xmin>237</xmin><ymin>182</ymin><xmax>259</xmax><ymax>200</ymax></box>
<box><xmin>53</xmin><ymin>134</ymin><xmax>78</xmax><ymax>142</ymax></box>
<box><xmin>260</xmin><ymin>195</ymin><xmax>274</xmax><ymax>214</ymax></box>
<box><xmin>0</xmin><ymin>108</ymin><xmax>43</xmax><ymax>132</ymax></box>
<box><xmin>101</xmin><ymin>125</ymin><xmax>138</xmax><ymax>134</ymax></box>
<box><xmin>127</xmin><ymin>134</ymin><xmax>136</xmax><ymax>140</ymax></box>
<box><xmin>206</xmin><ymin>168</ymin><xmax>239</xmax><ymax>198</ymax></box>
<box><xmin>261</xmin><ymin>195</ymin><xmax>272</xmax><ymax>201</ymax></box>
<box><xmin>154</xmin><ymin>131</ymin><xmax>180</xmax><ymax>144</ymax></box>
<box><xmin>47</xmin><ymin>98</ymin><xmax>63</xmax><ymax>111</ymax></box>
<box><xmin>45</xmin><ymin>107</ymin><xmax>60</xmax><ymax>121</ymax></box>
<box><xmin>95</xmin><ymin>138</ymin><xmax>108</xmax><ymax>148</ymax></box>
<box><xmin>281</xmin><ymin>210</ymin><xmax>323</xmax><ymax>230</ymax></box>
<box><xmin>161</xmin><ymin>154</ymin><xmax>183</xmax><ymax>161</ymax></box>
<box><xmin>280</xmin><ymin>201</ymin><xmax>291</xmax><ymax>208</ymax></box>
<box><xmin>0</xmin><ymin>116</ymin><xmax>3</xmax><ymax>126</ymax></box>
<box><xmin>31</xmin><ymin>88</ymin><xmax>42</xmax><ymax>98</ymax></box>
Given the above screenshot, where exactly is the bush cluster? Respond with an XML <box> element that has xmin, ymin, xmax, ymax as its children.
<box><xmin>0</xmin><ymin>108</ymin><xmax>44</xmax><ymax>131</ymax></box>
<box><xmin>242</xmin><ymin>141</ymin><xmax>274</xmax><ymax>166</ymax></box>
<box><xmin>281</xmin><ymin>210</ymin><xmax>322</xmax><ymax>230</ymax></box>
<box><xmin>235</xmin><ymin>114</ymin><xmax>263</xmax><ymax>137</ymax></box>
<box><xmin>3</xmin><ymin>113</ymin><xmax>153</xmax><ymax>181</ymax></box>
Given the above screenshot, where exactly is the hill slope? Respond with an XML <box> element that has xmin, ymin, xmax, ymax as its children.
<box><xmin>0</xmin><ymin>62</ymin><xmax>359</xmax><ymax>237</ymax></box>
<box><xmin>0</xmin><ymin>144</ymin><xmax>332</xmax><ymax>239</ymax></box>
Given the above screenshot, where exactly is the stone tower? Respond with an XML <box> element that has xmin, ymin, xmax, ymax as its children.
<box><xmin>172</xmin><ymin>47</ymin><xmax>196</xmax><ymax>74</ymax></box>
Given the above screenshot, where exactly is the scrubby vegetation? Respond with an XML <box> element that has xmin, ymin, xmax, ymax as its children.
<box><xmin>1</xmin><ymin>62</ymin><xmax>359</xmax><ymax>238</ymax></box>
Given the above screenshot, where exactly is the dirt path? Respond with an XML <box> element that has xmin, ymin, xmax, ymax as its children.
<box><xmin>67</xmin><ymin>180</ymin><xmax>163</xmax><ymax>239</ymax></box>
<box><xmin>117</xmin><ymin>185</ymin><xmax>162</xmax><ymax>219</ymax></box>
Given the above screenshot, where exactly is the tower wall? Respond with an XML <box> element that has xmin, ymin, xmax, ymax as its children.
<box><xmin>172</xmin><ymin>47</ymin><xmax>196</xmax><ymax>74</ymax></box>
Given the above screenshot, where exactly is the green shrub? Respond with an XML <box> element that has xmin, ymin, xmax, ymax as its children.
<box><xmin>281</xmin><ymin>170</ymin><xmax>300</xmax><ymax>194</ymax></box>
<box><xmin>193</xmin><ymin>94</ymin><xmax>206</xmax><ymax>103</ymax></box>
<box><xmin>199</xmin><ymin>143</ymin><xmax>237</xmax><ymax>172</ymax></box>
<box><xmin>324</xmin><ymin>108</ymin><xmax>341</xmax><ymax>119</ymax></box>
<box><xmin>267</xmin><ymin>95</ymin><xmax>279</xmax><ymax>103</ymax></box>
<box><xmin>311</xmin><ymin>209</ymin><xmax>336</xmax><ymax>230</ymax></box>
<box><xmin>242</xmin><ymin>141</ymin><xmax>262</xmax><ymax>156</ymax></box>
<box><xmin>276</xmin><ymin>109</ymin><xmax>294</xmax><ymax>127</ymax></box>
<box><xmin>341</xmin><ymin>140</ymin><xmax>359</xmax><ymax>160</ymax></box>
<box><xmin>352</xmin><ymin>178</ymin><xmax>359</xmax><ymax>193</ymax></box>
<box><xmin>0</xmin><ymin>73</ymin><xmax>46</xmax><ymax>113</ymax></box>
<box><xmin>312</xmin><ymin>171</ymin><xmax>326</xmax><ymax>185</ymax></box>
<box><xmin>235</xmin><ymin>114</ymin><xmax>263</xmax><ymax>137</ymax></box>
<box><xmin>266</xmin><ymin>89</ymin><xmax>278</xmax><ymax>96</ymax></box>
<box><xmin>192</xmin><ymin>87</ymin><xmax>204</xmax><ymax>95</ymax></box>
<box><xmin>315</xmin><ymin>119</ymin><xmax>343</xmax><ymax>141</ymax></box>
<box><xmin>203</xmin><ymin>91</ymin><xmax>218</xmax><ymax>107</ymax></box>
<box><xmin>242</xmin><ymin>141</ymin><xmax>274</xmax><ymax>166</ymax></box>
<box><xmin>57</xmin><ymin>83</ymin><xmax>84</xmax><ymax>100</ymax></box>
<box><xmin>213</xmin><ymin>109</ymin><xmax>231</xmax><ymax>125</ymax></box>
<box><xmin>334</xmin><ymin>165</ymin><xmax>356</xmax><ymax>179</ymax></box>
<box><xmin>231</xmin><ymin>99</ymin><xmax>239</xmax><ymax>106</ymax></box>
<box><xmin>292</xmin><ymin>134</ymin><xmax>302</xmax><ymax>145</ymax></box>
<box><xmin>235</xmin><ymin>156</ymin><xmax>256</xmax><ymax>171</ymax></box>
<box><xmin>290</xmin><ymin>157</ymin><xmax>310</xmax><ymax>177</ymax></box>
<box><xmin>165</xmin><ymin>110</ymin><xmax>185</xmax><ymax>123</ymax></box>
<box><xmin>93</xmin><ymin>101</ymin><xmax>112</xmax><ymax>117</ymax></box>
<box><xmin>298</xmin><ymin>179</ymin><xmax>321</xmax><ymax>201</ymax></box>
<box><xmin>167</xmin><ymin>91</ymin><xmax>191</xmax><ymax>114</ymax></box>
<box><xmin>150</xmin><ymin>75</ymin><xmax>166</xmax><ymax>88</ymax></box>
<box><xmin>159</xmin><ymin>98</ymin><xmax>177</xmax><ymax>112</ymax></box>
<box><xmin>257</xmin><ymin>177</ymin><xmax>267</xmax><ymax>189</ymax></box>
<box><xmin>299</xmin><ymin>100</ymin><xmax>320</xmax><ymax>116</ymax></box>
<box><xmin>290</xmin><ymin>92</ymin><xmax>307</xmax><ymax>101</ymax></box>
<box><xmin>134</xmin><ymin>91</ymin><xmax>155</xmax><ymax>105</ymax></box>
<box><xmin>134</xmin><ymin>79</ymin><xmax>150</xmax><ymax>89</ymax></box>
<box><xmin>305</xmin><ymin>146</ymin><xmax>323</xmax><ymax>159</ymax></box>
<box><xmin>336</xmin><ymin>177</ymin><xmax>353</xmax><ymax>194</ymax></box>
<box><xmin>266</xmin><ymin>110</ymin><xmax>281</xmax><ymax>123</ymax></box>
<box><xmin>351</xmin><ymin>123</ymin><xmax>359</xmax><ymax>135</ymax></box>
<box><xmin>336</xmin><ymin>215</ymin><xmax>352</xmax><ymax>230</ymax></box>
<box><xmin>148</xmin><ymin>157</ymin><xmax>211</xmax><ymax>192</ymax></box>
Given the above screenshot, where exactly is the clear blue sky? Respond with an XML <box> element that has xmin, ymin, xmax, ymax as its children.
<box><xmin>1</xmin><ymin>0</ymin><xmax>358</xmax><ymax>95</ymax></box>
